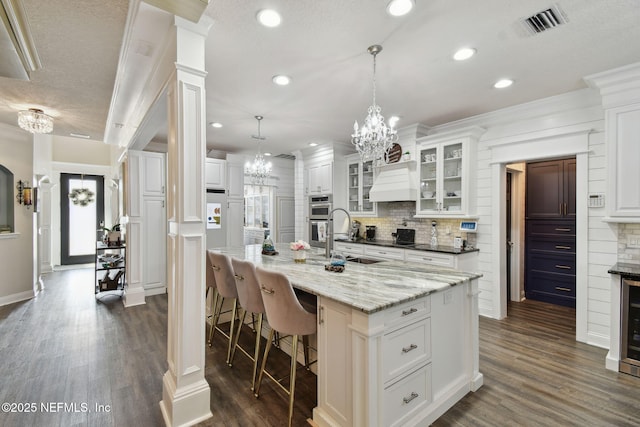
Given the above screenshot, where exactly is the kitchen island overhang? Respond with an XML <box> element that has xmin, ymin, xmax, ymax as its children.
<box><xmin>213</xmin><ymin>244</ymin><xmax>483</xmax><ymax>426</ymax></box>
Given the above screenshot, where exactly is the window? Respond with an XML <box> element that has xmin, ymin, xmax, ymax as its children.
<box><xmin>0</xmin><ymin>165</ymin><xmax>14</xmax><ymax>233</ymax></box>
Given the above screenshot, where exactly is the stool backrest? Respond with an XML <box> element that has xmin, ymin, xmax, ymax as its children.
<box><xmin>255</xmin><ymin>266</ymin><xmax>316</xmax><ymax>336</ymax></box>
<box><xmin>206</xmin><ymin>251</ymin><xmax>217</xmax><ymax>290</ymax></box>
<box><xmin>231</xmin><ymin>258</ymin><xmax>265</xmax><ymax>315</ymax></box>
<box><xmin>207</xmin><ymin>251</ymin><xmax>238</xmax><ymax>299</ymax></box>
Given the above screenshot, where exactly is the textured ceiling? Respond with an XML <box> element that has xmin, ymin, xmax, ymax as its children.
<box><xmin>0</xmin><ymin>0</ymin><xmax>639</xmax><ymax>156</ymax></box>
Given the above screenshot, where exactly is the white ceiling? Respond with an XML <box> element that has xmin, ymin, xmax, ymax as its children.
<box><xmin>1</xmin><ymin>1</ymin><xmax>640</xmax><ymax>157</ymax></box>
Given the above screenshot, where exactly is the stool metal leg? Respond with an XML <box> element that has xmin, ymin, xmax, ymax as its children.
<box><xmin>254</xmin><ymin>328</ymin><xmax>275</xmax><ymax>398</ymax></box>
<box><xmin>229</xmin><ymin>308</ymin><xmax>247</xmax><ymax>367</ymax></box>
<box><xmin>226</xmin><ymin>299</ymin><xmax>238</xmax><ymax>365</ymax></box>
<box><xmin>251</xmin><ymin>313</ymin><xmax>263</xmax><ymax>391</ymax></box>
<box><xmin>208</xmin><ymin>293</ymin><xmax>223</xmax><ymax>346</ymax></box>
<box><xmin>288</xmin><ymin>334</ymin><xmax>299</xmax><ymax>427</ymax></box>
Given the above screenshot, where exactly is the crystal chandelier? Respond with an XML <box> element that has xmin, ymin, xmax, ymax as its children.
<box><xmin>351</xmin><ymin>45</ymin><xmax>398</xmax><ymax>161</ymax></box>
<box><xmin>18</xmin><ymin>108</ymin><xmax>54</xmax><ymax>134</ymax></box>
<box><xmin>245</xmin><ymin>115</ymin><xmax>272</xmax><ymax>185</ymax></box>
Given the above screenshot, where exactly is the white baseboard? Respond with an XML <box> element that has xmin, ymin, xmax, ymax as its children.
<box><xmin>145</xmin><ymin>285</ymin><xmax>167</xmax><ymax>297</ymax></box>
<box><xmin>0</xmin><ymin>289</ymin><xmax>35</xmax><ymax>307</ymax></box>
<box><xmin>587</xmin><ymin>331</ymin><xmax>610</xmax><ymax>350</ymax></box>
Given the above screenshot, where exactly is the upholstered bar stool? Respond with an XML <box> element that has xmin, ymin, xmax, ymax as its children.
<box><xmin>254</xmin><ymin>266</ymin><xmax>317</xmax><ymax>427</ymax></box>
<box><xmin>229</xmin><ymin>258</ymin><xmax>266</xmax><ymax>390</ymax></box>
<box><xmin>207</xmin><ymin>251</ymin><xmax>238</xmax><ymax>365</ymax></box>
<box><xmin>205</xmin><ymin>250</ymin><xmax>218</xmax><ymax>330</ymax></box>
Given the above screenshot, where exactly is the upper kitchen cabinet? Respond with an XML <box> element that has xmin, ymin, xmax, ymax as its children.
<box><xmin>526</xmin><ymin>158</ymin><xmax>575</xmax><ymax>219</ymax></box>
<box><xmin>346</xmin><ymin>154</ymin><xmax>376</xmax><ymax>216</ymax></box>
<box><xmin>416</xmin><ymin>127</ymin><xmax>483</xmax><ymax>218</ymax></box>
<box><xmin>142</xmin><ymin>152</ymin><xmax>166</xmax><ymax>197</ymax></box>
<box><xmin>307</xmin><ymin>162</ymin><xmax>332</xmax><ymax>195</ymax></box>
<box><xmin>205</xmin><ymin>158</ymin><xmax>226</xmax><ymax>190</ymax></box>
<box><xmin>585</xmin><ymin>63</ymin><xmax>640</xmax><ymax>221</ymax></box>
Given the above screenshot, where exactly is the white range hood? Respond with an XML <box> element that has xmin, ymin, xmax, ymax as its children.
<box><xmin>369</xmin><ymin>160</ymin><xmax>418</xmax><ymax>202</ymax></box>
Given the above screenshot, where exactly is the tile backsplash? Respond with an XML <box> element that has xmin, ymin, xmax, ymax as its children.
<box><xmin>618</xmin><ymin>223</ymin><xmax>640</xmax><ymax>264</ymax></box>
<box><xmin>352</xmin><ymin>201</ymin><xmax>477</xmax><ymax>248</ymax></box>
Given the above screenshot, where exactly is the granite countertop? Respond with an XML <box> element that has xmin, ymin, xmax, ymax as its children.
<box><xmin>213</xmin><ymin>243</ymin><xmax>482</xmax><ymax>314</ymax></box>
<box><xmin>335</xmin><ymin>238</ymin><xmax>479</xmax><ymax>255</ymax></box>
<box><xmin>608</xmin><ymin>262</ymin><xmax>640</xmax><ymax>281</ymax></box>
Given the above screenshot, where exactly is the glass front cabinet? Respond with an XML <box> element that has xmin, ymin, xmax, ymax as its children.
<box><xmin>416</xmin><ymin>127</ymin><xmax>483</xmax><ymax>217</ymax></box>
<box><xmin>346</xmin><ymin>154</ymin><xmax>376</xmax><ymax>216</ymax></box>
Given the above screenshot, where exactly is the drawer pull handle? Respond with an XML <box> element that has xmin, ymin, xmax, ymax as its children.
<box><xmin>423</xmin><ymin>257</ymin><xmax>432</xmax><ymax>261</ymax></box>
<box><xmin>402</xmin><ymin>308</ymin><xmax>418</xmax><ymax>316</ymax></box>
<box><xmin>555</xmin><ymin>245</ymin><xmax>571</xmax><ymax>250</ymax></box>
<box><xmin>555</xmin><ymin>265</ymin><xmax>572</xmax><ymax>270</ymax></box>
<box><xmin>379</xmin><ymin>251</ymin><xmax>386</xmax><ymax>254</ymax></box>
<box><xmin>402</xmin><ymin>344</ymin><xmax>418</xmax><ymax>353</ymax></box>
<box><xmin>555</xmin><ymin>287</ymin><xmax>572</xmax><ymax>292</ymax></box>
<box><xmin>555</xmin><ymin>228</ymin><xmax>571</xmax><ymax>232</ymax></box>
<box><xmin>319</xmin><ymin>306</ymin><xmax>325</xmax><ymax>325</ymax></box>
<box><xmin>403</xmin><ymin>392</ymin><xmax>419</xmax><ymax>404</ymax></box>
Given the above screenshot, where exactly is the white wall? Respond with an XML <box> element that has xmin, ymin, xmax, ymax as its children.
<box><xmin>0</xmin><ymin>123</ymin><xmax>35</xmax><ymax>305</ymax></box>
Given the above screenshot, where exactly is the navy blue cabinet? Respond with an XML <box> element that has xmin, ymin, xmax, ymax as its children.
<box><xmin>525</xmin><ymin>159</ymin><xmax>576</xmax><ymax>308</ymax></box>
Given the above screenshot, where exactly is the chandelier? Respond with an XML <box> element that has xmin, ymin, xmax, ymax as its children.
<box><xmin>351</xmin><ymin>45</ymin><xmax>398</xmax><ymax>161</ymax></box>
<box><xmin>245</xmin><ymin>115</ymin><xmax>272</xmax><ymax>185</ymax></box>
<box><xmin>18</xmin><ymin>108</ymin><xmax>54</xmax><ymax>134</ymax></box>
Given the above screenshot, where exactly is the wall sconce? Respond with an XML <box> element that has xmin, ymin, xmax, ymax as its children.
<box><xmin>16</xmin><ymin>180</ymin><xmax>32</xmax><ymax>207</ymax></box>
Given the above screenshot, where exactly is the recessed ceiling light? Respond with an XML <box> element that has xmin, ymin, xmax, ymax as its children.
<box><xmin>257</xmin><ymin>9</ymin><xmax>281</xmax><ymax>27</ymax></box>
<box><xmin>264</xmin><ymin>152</ymin><xmax>272</xmax><ymax>156</ymax></box>
<box><xmin>453</xmin><ymin>48</ymin><xmax>476</xmax><ymax>61</ymax></box>
<box><xmin>494</xmin><ymin>79</ymin><xmax>514</xmax><ymax>89</ymax></box>
<box><xmin>272</xmin><ymin>75</ymin><xmax>291</xmax><ymax>86</ymax></box>
<box><xmin>209</xmin><ymin>122</ymin><xmax>223</xmax><ymax>128</ymax></box>
<box><xmin>387</xmin><ymin>0</ymin><xmax>414</xmax><ymax>16</ymax></box>
<box><xmin>309</xmin><ymin>142</ymin><xmax>318</xmax><ymax>147</ymax></box>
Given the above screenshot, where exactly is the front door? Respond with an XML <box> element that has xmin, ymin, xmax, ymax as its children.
<box><xmin>60</xmin><ymin>173</ymin><xmax>104</xmax><ymax>265</ymax></box>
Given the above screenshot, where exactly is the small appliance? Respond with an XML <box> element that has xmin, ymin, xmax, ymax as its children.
<box><xmin>350</xmin><ymin>220</ymin><xmax>361</xmax><ymax>240</ymax></box>
<box><xmin>365</xmin><ymin>225</ymin><xmax>376</xmax><ymax>241</ymax></box>
<box><xmin>395</xmin><ymin>228</ymin><xmax>416</xmax><ymax>246</ymax></box>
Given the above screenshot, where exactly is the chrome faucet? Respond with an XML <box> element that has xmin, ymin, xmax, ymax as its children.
<box><xmin>325</xmin><ymin>207</ymin><xmax>351</xmax><ymax>258</ymax></box>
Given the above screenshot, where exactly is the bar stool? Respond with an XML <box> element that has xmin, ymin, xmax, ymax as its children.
<box><xmin>229</xmin><ymin>258</ymin><xmax>266</xmax><ymax>390</ymax></box>
<box><xmin>207</xmin><ymin>251</ymin><xmax>238</xmax><ymax>365</ymax></box>
<box><xmin>205</xmin><ymin>250</ymin><xmax>218</xmax><ymax>330</ymax></box>
<box><xmin>254</xmin><ymin>266</ymin><xmax>317</xmax><ymax>427</ymax></box>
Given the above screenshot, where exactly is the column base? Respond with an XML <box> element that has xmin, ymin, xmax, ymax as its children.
<box><xmin>123</xmin><ymin>286</ymin><xmax>146</xmax><ymax>307</ymax></box>
<box><xmin>160</xmin><ymin>371</ymin><xmax>212</xmax><ymax>427</ymax></box>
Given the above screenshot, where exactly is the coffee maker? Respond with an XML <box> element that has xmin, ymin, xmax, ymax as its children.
<box><xmin>365</xmin><ymin>225</ymin><xmax>376</xmax><ymax>241</ymax></box>
<box><xmin>350</xmin><ymin>220</ymin><xmax>361</xmax><ymax>240</ymax></box>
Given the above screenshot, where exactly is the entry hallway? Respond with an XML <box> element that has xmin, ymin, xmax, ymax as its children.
<box><xmin>0</xmin><ymin>268</ymin><xmax>638</xmax><ymax>426</ymax></box>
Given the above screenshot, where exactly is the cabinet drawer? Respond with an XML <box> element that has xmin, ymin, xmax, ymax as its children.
<box><xmin>526</xmin><ymin>270</ymin><xmax>575</xmax><ymax>297</ymax></box>
<box><xmin>364</xmin><ymin>246</ymin><xmax>405</xmax><ymax>261</ymax></box>
<box><xmin>384</xmin><ymin>363</ymin><xmax>432</xmax><ymax>427</ymax></box>
<box><xmin>405</xmin><ymin>250</ymin><xmax>454</xmax><ymax>268</ymax></box>
<box><xmin>528</xmin><ymin>251</ymin><xmax>576</xmax><ymax>274</ymax></box>
<box><xmin>527</xmin><ymin>235</ymin><xmax>575</xmax><ymax>253</ymax></box>
<box><xmin>527</xmin><ymin>221</ymin><xmax>575</xmax><ymax>236</ymax></box>
<box><xmin>333</xmin><ymin>242</ymin><xmax>364</xmax><ymax>256</ymax></box>
<box><xmin>384</xmin><ymin>297</ymin><xmax>430</xmax><ymax>329</ymax></box>
<box><xmin>383</xmin><ymin>318</ymin><xmax>431</xmax><ymax>383</ymax></box>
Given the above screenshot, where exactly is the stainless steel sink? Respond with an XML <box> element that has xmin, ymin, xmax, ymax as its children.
<box><xmin>345</xmin><ymin>256</ymin><xmax>382</xmax><ymax>264</ymax></box>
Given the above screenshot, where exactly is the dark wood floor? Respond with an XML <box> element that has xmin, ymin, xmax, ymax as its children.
<box><xmin>1</xmin><ymin>268</ymin><xmax>639</xmax><ymax>426</ymax></box>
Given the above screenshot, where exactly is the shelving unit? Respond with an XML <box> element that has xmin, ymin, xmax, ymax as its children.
<box><xmin>346</xmin><ymin>154</ymin><xmax>376</xmax><ymax>216</ymax></box>
<box><xmin>95</xmin><ymin>241</ymin><xmax>126</xmax><ymax>295</ymax></box>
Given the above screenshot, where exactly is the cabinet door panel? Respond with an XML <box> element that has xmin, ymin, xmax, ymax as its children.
<box><xmin>144</xmin><ymin>198</ymin><xmax>166</xmax><ymax>289</ymax></box>
<box><xmin>526</xmin><ymin>160</ymin><xmax>563</xmax><ymax>218</ymax></box>
<box><xmin>143</xmin><ymin>153</ymin><xmax>165</xmax><ymax>197</ymax></box>
<box><xmin>564</xmin><ymin>159</ymin><xmax>576</xmax><ymax>217</ymax></box>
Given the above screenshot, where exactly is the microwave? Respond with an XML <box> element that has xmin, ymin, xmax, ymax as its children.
<box><xmin>309</xmin><ymin>194</ymin><xmax>332</xmax><ymax>219</ymax></box>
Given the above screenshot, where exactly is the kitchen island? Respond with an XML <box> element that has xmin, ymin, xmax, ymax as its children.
<box><xmin>214</xmin><ymin>243</ymin><xmax>483</xmax><ymax>426</ymax></box>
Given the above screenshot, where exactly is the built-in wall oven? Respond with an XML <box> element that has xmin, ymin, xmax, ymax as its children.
<box><xmin>309</xmin><ymin>195</ymin><xmax>332</xmax><ymax>248</ymax></box>
<box><xmin>621</xmin><ymin>279</ymin><xmax>640</xmax><ymax>377</ymax></box>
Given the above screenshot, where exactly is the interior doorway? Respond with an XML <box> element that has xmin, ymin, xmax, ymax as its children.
<box><xmin>60</xmin><ymin>173</ymin><xmax>104</xmax><ymax>265</ymax></box>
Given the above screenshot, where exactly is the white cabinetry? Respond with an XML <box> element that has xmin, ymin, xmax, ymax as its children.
<box><xmin>405</xmin><ymin>248</ymin><xmax>478</xmax><ymax>271</ymax></box>
<box><xmin>227</xmin><ymin>161</ymin><xmax>244</xmax><ymax>199</ymax></box>
<box><xmin>143</xmin><ymin>197</ymin><xmax>166</xmax><ymax>292</ymax></box>
<box><xmin>364</xmin><ymin>245</ymin><xmax>405</xmax><ymax>261</ymax></box>
<box><xmin>416</xmin><ymin>128</ymin><xmax>482</xmax><ymax>218</ymax></box>
<box><xmin>606</xmin><ymin>103</ymin><xmax>640</xmax><ymax>219</ymax></box>
<box><xmin>142</xmin><ymin>152</ymin><xmax>165</xmax><ymax>197</ymax></box>
<box><xmin>346</xmin><ymin>155</ymin><xmax>376</xmax><ymax>216</ymax></box>
<box><xmin>308</xmin><ymin>162</ymin><xmax>332</xmax><ymax>195</ymax></box>
<box><xmin>205</xmin><ymin>158</ymin><xmax>226</xmax><ymax>189</ymax></box>
<box><xmin>333</xmin><ymin>241</ymin><xmax>364</xmax><ymax>258</ymax></box>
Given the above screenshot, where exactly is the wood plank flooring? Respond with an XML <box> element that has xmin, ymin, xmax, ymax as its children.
<box><xmin>1</xmin><ymin>268</ymin><xmax>639</xmax><ymax>426</ymax></box>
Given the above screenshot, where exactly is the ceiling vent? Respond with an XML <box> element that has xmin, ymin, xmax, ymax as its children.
<box><xmin>274</xmin><ymin>153</ymin><xmax>296</xmax><ymax>160</ymax></box>
<box><xmin>520</xmin><ymin>4</ymin><xmax>568</xmax><ymax>35</ymax></box>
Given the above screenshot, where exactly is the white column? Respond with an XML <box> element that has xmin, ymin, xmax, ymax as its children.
<box><xmin>160</xmin><ymin>16</ymin><xmax>213</xmax><ymax>427</ymax></box>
